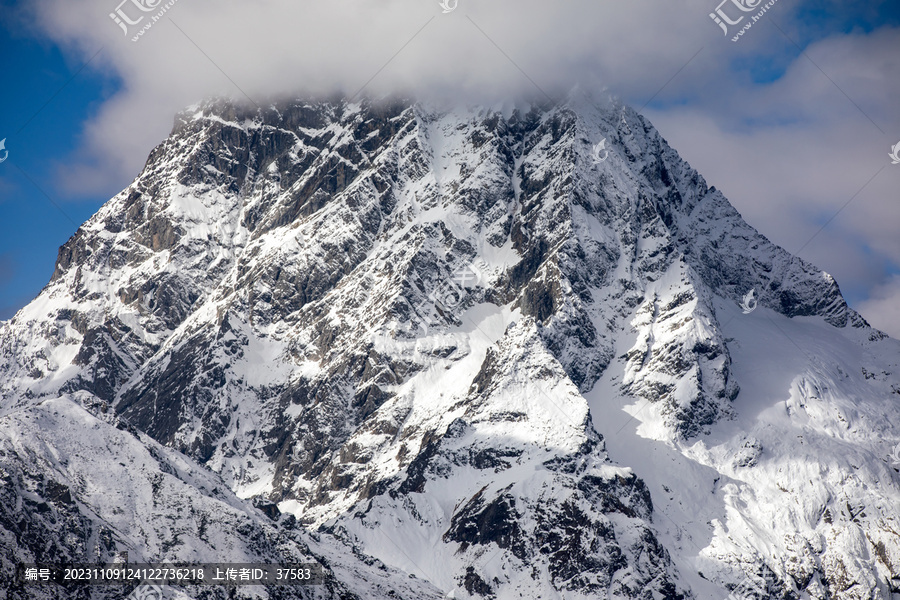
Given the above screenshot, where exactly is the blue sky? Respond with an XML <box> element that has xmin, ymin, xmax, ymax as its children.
<box><xmin>0</xmin><ymin>21</ymin><xmax>117</xmax><ymax>318</ymax></box>
<box><xmin>1</xmin><ymin>0</ymin><xmax>898</xmax><ymax>333</ymax></box>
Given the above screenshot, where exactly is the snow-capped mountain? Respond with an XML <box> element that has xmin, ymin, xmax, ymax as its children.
<box><xmin>1</xmin><ymin>90</ymin><xmax>898</xmax><ymax>600</ymax></box>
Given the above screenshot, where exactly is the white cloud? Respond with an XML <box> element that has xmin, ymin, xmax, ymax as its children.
<box><xmin>645</xmin><ymin>26</ymin><xmax>900</xmax><ymax>328</ymax></box>
<box><xmin>28</xmin><ymin>0</ymin><xmax>730</xmax><ymax>193</ymax></box>
<box><xmin>857</xmin><ymin>275</ymin><xmax>900</xmax><ymax>339</ymax></box>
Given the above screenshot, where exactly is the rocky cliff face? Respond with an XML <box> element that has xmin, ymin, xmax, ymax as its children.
<box><xmin>1</xmin><ymin>91</ymin><xmax>898</xmax><ymax>600</ymax></box>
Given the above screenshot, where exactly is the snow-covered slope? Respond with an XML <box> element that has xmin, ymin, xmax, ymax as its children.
<box><xmin>1</xmin><ymin>90</ymin><xmax>898</xmax><ymax>599</ymax></box>
<box><xmin>0</xmin><ymin>393</ymin><xmax>447</xmax><ymax>599</ymax></box>
<box><xmin>589</xmin><ymin>295</ymin><xmax>900</xmax><ymax>600</ymax></box>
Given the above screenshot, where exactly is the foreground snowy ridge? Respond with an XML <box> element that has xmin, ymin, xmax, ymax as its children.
<box><xmin>1</xmin><ymin>90</ymin><xmax>898</xmax><ymax>600</ymax></box>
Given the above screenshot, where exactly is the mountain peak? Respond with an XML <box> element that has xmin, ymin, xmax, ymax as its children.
<box><xmin>1</xmin><ymin>95</ymin><xmax>897</xmax><ymax>600</ymax></box>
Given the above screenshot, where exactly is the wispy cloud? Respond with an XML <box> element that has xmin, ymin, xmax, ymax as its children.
<box><xmin>857</xmin><ymin>275</ymin><xmax>900</xmax><ymax>338</ymax></box>
<box><xmin>645</xmin><ymin>26</ymin><xmax>900</xmax><ymax>329</ymax></box>
<box><xmin>25</xmin><ymin>0</ymin><xmax>738</xmax><ymax>191</ymax></box>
